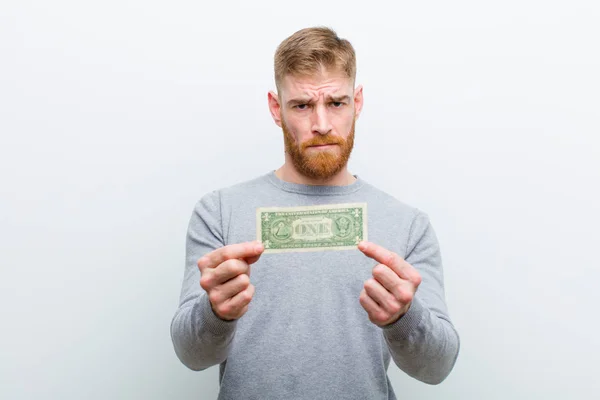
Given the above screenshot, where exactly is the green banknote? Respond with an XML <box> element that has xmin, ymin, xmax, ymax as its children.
<box><xmin>256</xmin><ymin>203</ymin><xmax>368</xmax><ymax>253</ymax></box>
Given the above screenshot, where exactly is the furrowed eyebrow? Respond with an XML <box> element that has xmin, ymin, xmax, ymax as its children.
<box><xmin>286</xmin><ymin>98</ymin><xmax>313</xmax><ymax>107</ymax></box>
<box><xmin>286</xmin><ymin>95</ymin><xmax>351</xmax><ymax>107</ymax></box>
<box><xmin>327</xmin><ymin>95</ymin><xmax>351</xmax><ymax>103</ymax></box>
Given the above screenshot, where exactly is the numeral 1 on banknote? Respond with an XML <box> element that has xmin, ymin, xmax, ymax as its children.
<box><xmin>256</xmin><ymin>203</ymin><xmax>368</xmax><ymax>253</ymax></box>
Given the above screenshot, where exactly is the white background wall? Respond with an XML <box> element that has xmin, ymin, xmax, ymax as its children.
<box><xmin>1</xmin><ymin>1</ymin><xmax>599</xmax><ymax>399</ymax></box>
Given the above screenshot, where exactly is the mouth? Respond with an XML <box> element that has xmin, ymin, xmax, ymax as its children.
<box><xmin>308</xmin><ymin>144</ymin><xmax>338</xmax><ymax>149</ymax></box>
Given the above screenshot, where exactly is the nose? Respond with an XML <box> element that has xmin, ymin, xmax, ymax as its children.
<box><xmin>311</xmin><ymin>104</ymin><xmax>332</xmax><ymax>135</ymax></box>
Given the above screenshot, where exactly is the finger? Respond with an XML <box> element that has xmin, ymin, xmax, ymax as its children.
<box><xmin>364</xmin><ymin>278</ymin><xmax>401</xmax><ymax>314</ymax></box>
<box><xmin>358</xmin><ymin>241</ymin><xmax>410</xmax><ymax>280</ymax></box>
<box><xmin>359</xmin><ymin>288</ymin><xmax>385</xmax><ymax>319</ymax></box>
<box><xmin>211</xmin><ymin>259</ymin><xmax>250</xmax><ymax>285</ymax></box>
<box><xmin>245</xmin><ymin>254</ymin><xmax>262</xmax><ymax>266</ymax></box>
<box><xmin>227</xmin><ymin>283</ymin><xmax>255</xmax><ymax>308</ymax></box>
<box><xmin>373</xmin><ymin>266</ymin><xmax>415</xmax><ymax>305</ymax></box>
<box><xmin>209</xmin><ymin>274</ymin><xmax>250</xmax><ymax>305</ymax></box>
<box><xmin>199</xmin><ymin>241</ymin><xmax>264</xmax><ymax>271</ymax></box>
<box><xmin>222</xmin><ymin>284</ymin><xmax>255</xmax><ymax>319</ymax></box>
<box><xmin>228</xmin><ymin>304</ymin><xmax>249</xmax><ymax>321</ymax></box>
<box><xmin>372</xmin><ymin>263</ymin><xmax>406</xmax><ymax>301</ymax></box>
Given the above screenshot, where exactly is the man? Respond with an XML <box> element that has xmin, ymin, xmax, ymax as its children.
<box><xmin>171</xmin><ymin>27</ymin><xmax>460</xmax><ymax>399</ymax></box>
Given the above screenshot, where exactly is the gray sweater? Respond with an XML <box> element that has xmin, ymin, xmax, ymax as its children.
<box><xmin>171</xmin><ymin>171</ymin><xmax>460</xmax><ymax>399</ymax></box>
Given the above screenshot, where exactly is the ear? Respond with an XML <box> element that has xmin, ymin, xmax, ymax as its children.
<box><xmin>268</xmin><ymin>90</ymin><xmax>282</xmax><ymax>127</ymax></box>
<box><xmin>353</xmin><ymin>84</ymin><xmax>364</xmax><ymax>120</ymax></box>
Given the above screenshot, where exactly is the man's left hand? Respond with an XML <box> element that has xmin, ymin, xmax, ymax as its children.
<box><xmin>357</xmin><ymin>241</ymin><xmax>422</xmax><ymax>327</ymax></box>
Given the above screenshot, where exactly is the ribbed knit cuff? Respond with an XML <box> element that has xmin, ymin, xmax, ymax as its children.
<box><xmin>199</xmin><ymin>294</ymin><xmax>238</xmax><ymax>336</ymax></box>
<box><xmin>380</xmin><ymin>296</ymin><xmax>425</xmax><ymax>341</ymax></box>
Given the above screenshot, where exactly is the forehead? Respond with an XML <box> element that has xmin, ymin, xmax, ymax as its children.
<box><xmin>280</xmin><ymin>68</ymin><xmax>353</xmax><ymax>99</ymax></box>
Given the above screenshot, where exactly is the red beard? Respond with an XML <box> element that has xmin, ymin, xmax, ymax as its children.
<box><xmin>281</xmin><ymin>118</ymin><xmax>355</xmax><ymax>180</ymax></box>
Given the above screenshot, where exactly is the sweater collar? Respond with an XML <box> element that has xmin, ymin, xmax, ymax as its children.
<box><xmin>265</xmin><ymin>170</ymin><xmax>364</xmax><ymax>196</ymax></box>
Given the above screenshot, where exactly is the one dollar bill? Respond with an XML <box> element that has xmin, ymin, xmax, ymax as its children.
<box><xmin>256</xmin><ymin>203</ymin><xmax>368</xmax><ymax>253</ymax></box>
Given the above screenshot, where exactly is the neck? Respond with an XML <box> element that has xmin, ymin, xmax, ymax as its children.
<box><xmin>275</xmin><ymin>163</ymin><xmax>356</xmax><ymax>186</ymax></box>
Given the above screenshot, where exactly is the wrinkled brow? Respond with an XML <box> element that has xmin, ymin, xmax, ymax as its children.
<box><xmin>286</xmin><ymin>94</ymin><xmax>351</xmax><ymax>107</ymax></box>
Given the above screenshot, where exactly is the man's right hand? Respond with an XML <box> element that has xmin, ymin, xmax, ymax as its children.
<box><xmin>198</xmin><ymin>241</ymin><xmax>265</xmax><ymax>321</ymax></box>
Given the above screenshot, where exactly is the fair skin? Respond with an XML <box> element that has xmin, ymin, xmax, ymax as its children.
<box><xmin>198</xmin><ymin>240</ymin><xmax>421</xmax><ymax>326</ymax></box>
<box><xmin>267</xmin><ymin>67</ymin><xmax>362</xmax><ymax>186</ymax></box>
<box><xmin>197</xmin><ymin>67</ymin><xmax>422</xmax><ymax>327</ymax></box>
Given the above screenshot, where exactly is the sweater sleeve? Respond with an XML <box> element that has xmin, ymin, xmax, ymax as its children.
<box><xmin>170</xmin><ymin>191</ymin><xmax>237</xmax><ymax>371</ymax></box>
<box><xmin>380</xmin><ymin>210</ymin><xmax>460</xmax><ymax>384</ymax></box>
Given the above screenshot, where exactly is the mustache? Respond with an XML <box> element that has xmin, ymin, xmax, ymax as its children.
<box><xmin>301</xmin><ymin>136</ymin><xmax>344</xmax><ymax>149</ymax></box>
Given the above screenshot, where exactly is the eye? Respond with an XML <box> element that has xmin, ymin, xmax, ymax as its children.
<box><xmin>295</xmin><ymin>104</ymin><xmax>309</xmax><ymax>110</ymax></box>
<box><xmin>331</xmin><ymin>102</ymin><xmax>344</xmax><ymax>108</ymax></box>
